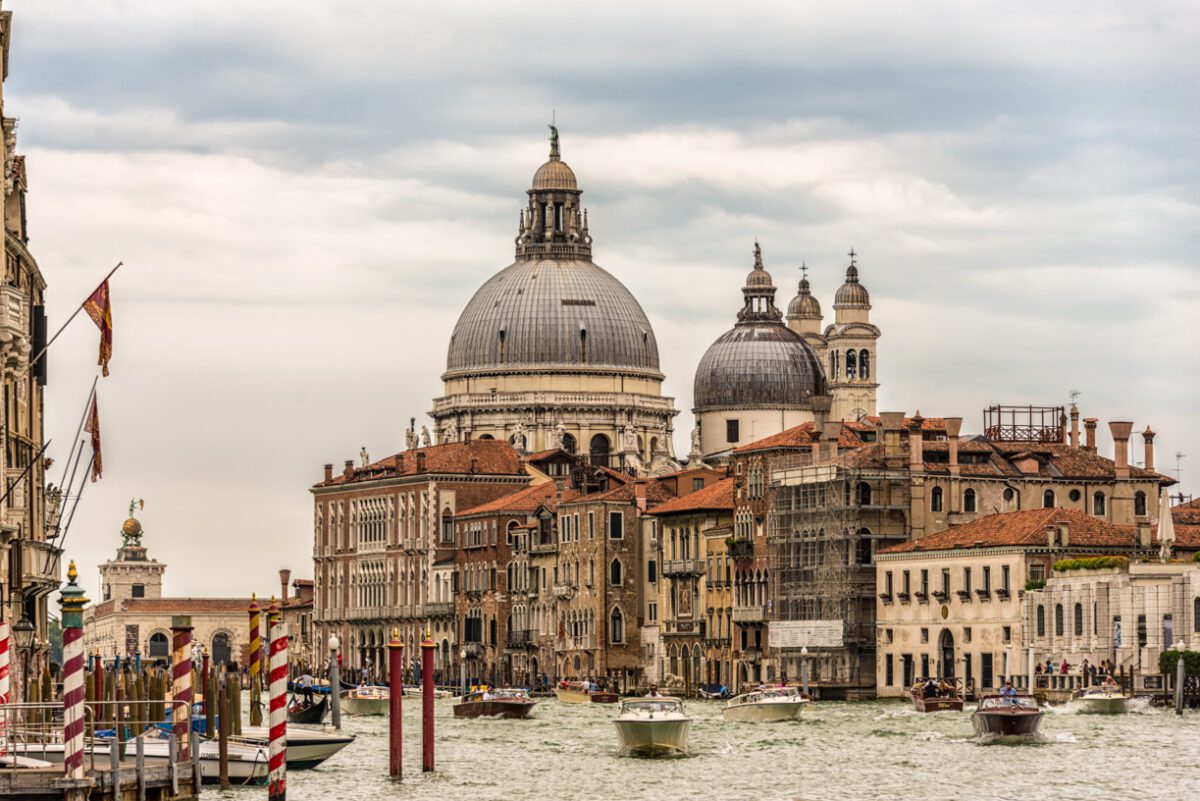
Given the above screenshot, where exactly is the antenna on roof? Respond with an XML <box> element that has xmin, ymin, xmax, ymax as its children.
<box><xmin>1175</xmin><ymin>451</ymin><xmax>1186</xmax><ymax>483</ymax></box>
<box><xmin>1069</xmin><ymin>389</ymin><xmax>1080</xmax><ymax>404</ymax></box>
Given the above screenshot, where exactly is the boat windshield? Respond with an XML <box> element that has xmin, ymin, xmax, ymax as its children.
<box><xmin>492</xmin><ymin>689</ymin><xmax>529</xmax><ymax>700</ymax></box>
<box><xmin>980</xmin><ymin>696</ymin><xmax>1037</xmax><ymax>710</ymax></box>
<box><xmin>621</xmin><ymin>699</ymin><xmax>682</xmax><ymax>717</ymax></box>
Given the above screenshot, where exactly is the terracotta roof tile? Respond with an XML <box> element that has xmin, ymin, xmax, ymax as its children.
<box><xmin>457</xmin><ymin>481</ymin><xmax>572</xmax><ymax>516</ymax></box>
<box><xmin>734</xmin><ymin>422</ymin><xmax>868</xmax><ymax>454</ymax></box>
<box><xmin>117</xmin><ymin>598</ymin><xmax>256</xmax><ymax>613</ymax></box>
<box><xmin>881</xmin><ymin>508</ymin><xmax>1136</xmax><ymax>554</ymax></box>
<box><xmin>314</xmin><ymin>440</ymin><xmax>524</xmax><ymax>487</ymax></box>
<box><xmin>1173</xmin><ymin>498</ymin><xmax>1200</xmax><ymax>526</ymax></box>
<box><xmin>649</xmin><ymin>478</ymin><xmax>736</xmax><ymax>515</ymax></box>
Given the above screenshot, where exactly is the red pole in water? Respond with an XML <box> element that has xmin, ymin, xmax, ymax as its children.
<box><xmin>421</xmin><ymin>629</ymin><xmax>435</xmax><ymax>772</ymax></box>
<box><xmin>387</xmin><ymin>629</ymin><xmax>403</xmax><ymax>780</ymax></box>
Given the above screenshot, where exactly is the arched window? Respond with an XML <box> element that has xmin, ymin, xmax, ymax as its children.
<box><xmin>562</xmin><ymin>432</ymin><xmax>577</xmax><ymax>454</ymax></box>
<box><xmin>589</xmin><ymin>434</ymin><xmax>610</xmax><ymax>467</ymax></box>
<box><xmin>149</xmin><ymin>632</ymin><xmax>170</xmax><ymax>661</ymax></box>
<box><xmin>859</xmin><ymin>350</ymin><xmax>870</xmax><ymax>380</ymax></box>
<box><xmin>1036</xmin><ymin>605</ymin><xmax>1045</xmax><ymax>637</ymax></box>
<box><xmin>856</xmin><ymin>482</ymin><xmax>872</xmax><ymax>506</ymax></box>
<box><xmin>610</xmin><ymin>559</ymin><xmax>621</xmax><ymax>586</ymax></box>
<box><xmin>1054</xmin><ymin>604</ymin><xmax>1064</xmax><ymax>636</ymax></box>
<box><xmin>963</xmin><ymin>488</ymin><xmax>977</xmax><ymax>513</ymax></box>
<box><xmin>212</xmin><ymin>632</ymin><xmax>232</xmax><ymax>666</ymax></box>
<box><xmin>846</xmin><ymin>349</ymin><xmax>857</xmax><ymax>380</ymax></box>
<box><xmin>610</xmin><ymin>608</ymin><xmax>624</xmax><ymax>644</ymax></box>
<box><xmin>579</xmin><ymin>328</ymin><xmax>588</xmax><ymax>363</ymax></box>
<box><xmin>930</xmin><ymin>487</ymin><xmax>944</xmax><ymax>512</ymax></box>
<box><xmin>1093</xmin><ymin>492</ymin><xmax>1106</xmax><ymax>516</ymax></box>
<box><xmin>1134</xmin><ymin>491</ymin><xmax>1147</xmax><ymax>516</ymax></box>
<box><xmin>1074</xmin><ymin>603</ymin><xmax>1084</xmax><ymax>636</ymax></box>
<box><xmin>490</xmin><ymin>618</ymin><xmax>497</xmax><ymax>646</ymax></box>
<box><xmin>1043</xmin><ymin>489</ymin><xmax>1055</xmax><ymax>509</ymax></box>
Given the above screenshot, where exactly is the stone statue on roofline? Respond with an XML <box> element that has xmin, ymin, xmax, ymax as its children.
<box><xmin>360</xmin><ymin>446</ymin><xmax>370</xmax><ymax>467</ymax></box>
<box><xmin>551</xmin><ymin>420</ymin><xmax>566</xmax><ymax>451</ymax></box>
<box><xmin>443</xmin><ymin>418</ymin><xmax>459</xmax><ymax>444</ymax></box>
<box><xmin>420</xmin><ymin>425</ymin><xmax>432</xmax><ymax>447</ymax></box>
<box><xmin>406</xmin><ymin>427</ymin><xmax>419</xmax><ymax>451</ymax></box>
<box><xmin>620</xmin><ymin>423</ymin><xmax>638</xmax><ymax>455</ymax></box>
<box><xmin>512</xmin><ymin>422</ymin><xmax>528</xmax><ymax>454</ymax></box>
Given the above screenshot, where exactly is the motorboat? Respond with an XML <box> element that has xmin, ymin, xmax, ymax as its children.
<box><xmin>613</xmin><ymin>697</ymin><xmax>692</xmax><ymax>756</ymax></box>
<box><xmin>971</xmin><ymin>694</ymin><xmax>1044</xmax><ymax>737</ymax></box>
<box><xmin>8</xmin><ymin>732</ymin><xmax>270</xmax><ymax>784</ymax></box>
<box><xmin>910</xmin><ymin>679</ymin><xmax>965</xmax><ymax>712</ymax></box>
<box><xmin>339</xmin><ymin>685</ymin><xmax>389</xmax><ymax>716</ymax></box>
<box><xmin>237</xmin><ymin>725</ymin><xmax>356</xmax><ymax>769</ymax></box>
<box><xmin>722</xmin><ymin>686</ymin><xmax>809</xmax><ymax>722</ymax></box>
<box><xmin>403</xmin><ymin>685</ymin><xmax>453</xmax><ymax>699</ymax></box>
<box><xmin>453</xmin><ymin>688</ymin><xmax>538</xmax><ymax>719</ymax></box>
<box><xmin>1074</xmin><ymin>684</ymin><xmax>1127</xmax><ymax>714</ymax></box>
<box><xmin>288</xmin><ymin>694</ymin><xmax>327</xmax><ymax>724</ymax></box>
<box><xmin>553</xmin><ymin>681</ymin><xmax>619</xmax><ymax>704</ymax></box>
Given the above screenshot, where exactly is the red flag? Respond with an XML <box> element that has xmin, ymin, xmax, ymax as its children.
<box><xmin>84</xmin><ymin>394</ymin><xmax>102</xmax><ymax>482</ymax></box>
<box><xmin>83</xmin><ymin>279</ymin><xmax>113</xmax><ymax>377</ymax></box>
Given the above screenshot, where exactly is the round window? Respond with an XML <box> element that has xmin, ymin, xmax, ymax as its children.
<box><xmin>1069</xmin><ymin>489</ymin><xmax>1081</xmax><ymax>502</ymax></box>
<box><xmin>1003</xmin><ymin>488</ymin><xmax>1015</xmax><ymax>502</ymax></box>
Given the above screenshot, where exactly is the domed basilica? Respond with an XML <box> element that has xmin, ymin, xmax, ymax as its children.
<box><xmin>430</xmin><ymin>130</ymin><xmax>881</xmax><ymax>471</ymax></box>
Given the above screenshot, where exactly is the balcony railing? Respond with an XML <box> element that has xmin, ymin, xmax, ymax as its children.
<box><xmin>21</xmin><ymin>540</ymin><xmax>62</xmax><ymax>588</ymax></box>
<box><xmin>424</xmin><ymin>602</ymin><xmax>454</xmax><ymax>617</ymax></box>
<box><xmin>553</xmin><ymin>582</ymin><xmax>576</xmax><ymax>600</ymax></box>
<box><xmin>728</xmin><ymin>539</ymin><xmax>754</xmax><ymax>559</ymax></box>
<box><xmin>661</xmin><ymin>559</ymin><xmax>705</xmax><ymax>577</ymax></box>
<box><xmin>505</xmin><ymin>629</ymin><xmax>535</xmax><ymax>647</ymax></box>
<box><xmin>663</xmin><ymin>619</ymin><xmax>702</xmax><ymax>636</ymax></box>
<box><xmin>732</xmin><ymin>605</ymin><xmax>766</xmax><ymax>623</ymax></box>
<box><xmin>530</xmin><ymin>540</ymin><xmax>557</xmax><ymax>555</ymax></box>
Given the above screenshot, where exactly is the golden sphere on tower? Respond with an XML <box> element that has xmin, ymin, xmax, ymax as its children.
<box><xmin>121</xmin><ymin>517</ymin><xmax>143</xmax><ymax>537</ymax></box>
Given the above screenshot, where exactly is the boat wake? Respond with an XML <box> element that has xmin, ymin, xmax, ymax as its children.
<box><xmin>973</xmin><ymin>732</ymin><xmax>1053</xmax><ymax>746</ymax></box>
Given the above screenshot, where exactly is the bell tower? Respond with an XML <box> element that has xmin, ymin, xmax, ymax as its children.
<box><xmin>825</xmin><ymin>250</ymin><xmax>880</xmax><ymax>421</ymax></box>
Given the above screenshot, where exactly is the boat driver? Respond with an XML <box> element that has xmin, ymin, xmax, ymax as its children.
<box><xmin>1000</xmin><ymin>680</ymin><xmax>1018</xmax><ymax>698</ymax></box>
<box><xmin>645</xmin><ymin>684</ymin><xmax>662</xmax><ymax>698</ymax></box>
<box><xmin>922</xmin><ymin>677</ymin><xmax>938</xmax><ymax>699</ymax></box>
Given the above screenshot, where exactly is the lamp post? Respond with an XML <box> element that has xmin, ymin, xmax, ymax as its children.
<box><xmin>13</xmin><ymin>617</ymin><xmax>34</xmax><ymax>703</ymax></box>
<box><xmin>328</xmin><ymin>634</ymin><xmax>341</xmax><ymax>730</ymax></box>
<box><xmin>800</xmin><ymin>646</ymin><xmax>809</xmax><ymax>697</ymax></box>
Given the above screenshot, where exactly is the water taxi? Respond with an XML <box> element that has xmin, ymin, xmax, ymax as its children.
<box><xmin>237</xmin><ymin>725</ymin><xmax>356</xmax><ymax>770</ymax></box>
<box><xmin>613</xmin><ymin>697</ymin><xmax>692</xmax><ymax>756</ymax></box>
<box><xmin>553</xmin><ymin>680</ymin><xmax>619</xmax><ymax>704</ymax></box>
<box><xmin>722</xmin><ymin>686</ymin><xmax>809</xmax><ymax>722</ymax></box>
<box><xmin>910</xmin><ymin>678</ymin><xmax>965</xmax><ymax>712</ymax></box>
<box><xmin>453</xmin><ymin>687</ymin><xmax>538</xmax><ymax>719</ymax></box>
<box><xmin>1074</xmin><ymin>684</ymin><xmax>1127</xmax><ymax>714</ymax></box>
<box><xmin>971</xmin><ymin>694</ymin><xmax>1043</xmax><ymax>737</ymax></box>
<box><xmin>339</xmin><ymin>684</ymin><xmax>389</xmax><ymax>716</ymax></box>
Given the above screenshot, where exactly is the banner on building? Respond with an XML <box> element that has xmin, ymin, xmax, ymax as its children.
<box><xmin>769</xmin><ymin>620</ymin><xmax>843</xmax><ymax>649</ymax></box>
<box><xmin>125</xmin><ymin>624</ymin><xmax>139</xmax><ymax>657</ymax></box>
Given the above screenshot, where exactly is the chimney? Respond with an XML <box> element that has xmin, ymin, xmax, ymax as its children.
<box><xmin>810</xmin><ymin>427</ymin><xmax>823</xmax><ymax>464</ymax></box>
<box><xmin>880</xmin><ymin>412</ymin><xmax>905</xmax><ymax>464</ymax></box>
<box><xmin>323</xmin><ymin>463</ymin><xmax>333</xmax><ymax>482</ymax></box>
<box><xmin>416</xmin><ymin>451</ymin><xmax>427</xmax><ymax>473</ymax></box>
<box><xmin>1108</xmin><ymin>421</ymin><xmax>1133</xmax><ymax>477</ymax></box>
<box><xmin>279</xmin><ymin>569</ymin><xmax>291</xmax><ymax>603</ymax></box>
<box><xmin>822</xmin><ymin>422</ymin><xmax>842</xmax><ymax>462</ymax></box>
<box><xmin>1142</xmin><ymin>426</ymin><xmax>1155</xmax><ymax>471</ymax></box>
<box><xmin>1083</xmin><ymin>418</ymin><xmax>1098</xmax><ymax>452</ymax></box>
<box><xmin>944</xmin><ymin>417</ymin><xmax>963</xmax><ymax>475</ymax></box>
<box><xmin>1059</xmin><ymin>523</ymin><xmax>1069</xmax><ymax>548</ymax></box>
<box><xmin>470</xmin><ymin>456</ymin><xmax>479</xmax><ymax>474</ymax></box>
<box><xmin>1137</xmin><ymin>518</ymin><xmax>1152</xmax><ymax>549</ymax></box>
<box><xmin>1069</xmin><ymin>405</ymin><xmax>1080</xmax><ymax>448</ymax></box>
<box><xmin>343</xmin><ymin>460</ymin><xmax>354</xmax><ymax>478</ymax></box>
<box><xmin>1059</xmin><ymin>411</ymin><xmax>1068</xmax><ymax>444</ymax></box>
<box><xmin>908</xmin><ymin>412</ymin><xmax>924</xmax><ymax>469</ymax></box>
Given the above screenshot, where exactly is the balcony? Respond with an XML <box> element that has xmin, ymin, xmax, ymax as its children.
<box><xmin>663</xmin><ymin>619</ymin><xmax>702</xmax><ymax>636</ymax></box>
<box><xmin>506</xmin><ymin>629</ymin><xmax>535</xmax><ymax>647</ymax></box>
<box><xmin>732</xmin><ymin>605</ymin><xmax>767</xmax><ymax>623</ymax></box>
<box><xmin>995</xmin><ymin>588</ymin><xmax>1011</xmax><ymax>601</ymax></box>
<box><xmin>344</xmin><ymin>606</ymin><xmax>389</xmax><ymax>621</ymax></box>
<box><xmin>974</xmin><ymin>589</ymin><xmax>991</xmax><ymax>602</ymax></box>
<box><xmin>530</xmin><ymin>540</ymin><xmax>557</xmax><ymax>556</ymax></box>
<box><xmin>424</xmin><ymin>602</ymin><xmax>454</xmax><ymax>617</ymax></box>
<box><xmin>955</xmin><ymin>590</ymin><xmax>972</xmax><ymax>602</ymax></box>
<box><xmin>0</xmin><ymin>286</ymin><xmax>30</xmax><ymax>373</ymax></box>
<box><xmin>553</xmin><ymin>582</ymin><xmax>576</xmax><ymax>600</ymax></box>
<box><xmin>878</xmin><ymin>592</ymin><xmax>893</xmax><ymax>604</ymax></box>
<box><xmin>20</xmin><ymin>539</ymin><xmax>62</xmax><ymax>588</ymax></box>
<box><xmin>896</xmin><ymin>592</ymin><xmax>911</xmax><ymax>604</ymax></box>
<box><xmin>914</xmin><ymin>591</ymin><xmax>928</xmax><ymax>604</ymax></box>
<box><xmin>932</xmin><ymin>590</ymin><xmax>948</xmax><ymax>603</ymax></box>
<box><xmin>661</xmin><ymin>559</ymin><xmax>705</xmax><ymax>577</ymax></box>
<box><xmin>740</xmin><ymin>647</ymin><xmax>762</xmax><ymax>663</ymax></box>
<box><xmin>727</xmin><ymin>539</ymin><xmax>754</xmax><ymax>559</ymax></box>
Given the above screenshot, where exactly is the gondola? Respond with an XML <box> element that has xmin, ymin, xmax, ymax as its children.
<box><xmin>288</xmin><ymin>694</ymin><xmax>327</xmax><ymax>724</ymax></box>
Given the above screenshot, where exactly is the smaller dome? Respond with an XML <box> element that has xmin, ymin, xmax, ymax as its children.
<box><xmin>531</xmin><ymin>157</ymin><xmax>578</xmax><ymax>191</ymax></box>
<box><xmin>834</xmin><ymin>264</ymin><xmax>871</xmax><ymax>308</ymax></box>
<box><xmin>788</xmin><ymin>277</ymin><xmax>822</xmax><ymax>318</ymax></box>
<box><xmin>121</xmin><ymin>518</ymin><xmax>142</xmax><ymax>537</ymax></box>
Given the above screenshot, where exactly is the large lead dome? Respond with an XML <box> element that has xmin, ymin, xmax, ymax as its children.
<box><xmin>694</xmin><ymin>245</ymin><xmax>825</xmax><ymax>411</ymax></box>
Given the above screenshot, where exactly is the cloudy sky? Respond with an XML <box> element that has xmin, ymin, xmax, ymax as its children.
<box><xmin>9</xmin><ymin>1</ymin><xmax>1198</xmax><ymax>600</ymax></box>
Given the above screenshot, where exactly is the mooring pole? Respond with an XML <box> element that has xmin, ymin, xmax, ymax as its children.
<box><xmin>387</xmin><ymin>628</ymin><xmax>403</xmax><ymax>780</ymax></box>
<box><xmin>267</xmin><ymin>599</ymin><xmax>287</xmax><ymax>801</ymax></box>
<box><xmin>218</xmin><ymin>673</ymin><xmax>231</xmax><ymax>789</ymax></box>
<box><xmin>58</xmin><ymin>562</ymin><xmax>89</xmax><ymax>800</ymax></box>
<box><xmin>248</xmin><ymin>595</ymin><xmax>263</xmax><ymax>727</ymax></box>
<box><xmin>421</xmin><ymin>627</ymin><xmax>435</xmax><ymax>772</ymax></box>
<box><xmin>170</xmin><ymin>616</ymin><xmax>194</xmax><ymax>763</ymax></box>
<box><xmin>1176</xmin><ymin>649</ymin><xmax>1186</xmax><ymax>716</ymax></box>
<box><xmin>0</xmin><ymin>621</ymin><xmax>9</xmax><ymax>759</ymax></box>
<box><xmin>329</xmin><ymin>634</ymin><xmax>342</xmax><ymax>731</ymax></box>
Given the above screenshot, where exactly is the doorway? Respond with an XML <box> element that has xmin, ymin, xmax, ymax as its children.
<box><xmin>939</xmin><ymin>629</ymin><xmax>955</xmax><ymax>678</ymax></box>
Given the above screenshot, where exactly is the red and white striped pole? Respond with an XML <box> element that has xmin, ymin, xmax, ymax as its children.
<box><xmin>421</xmin><ymin>627</ymin><xmax>435</xmax><ymax>772</ymax></box>
<box><xmin>387</xmin><ymin>629</ymin><xmax>402</xmax><ymax>780</ymax></box>
<box><xmin>267</xmin><ymin>599</ymin><xmax>287</xmax><ymax>801</ymax></box>
<box><xmin>170</xmin><ymin>616</ymin><xmax>194</xmax><ymax>762</ymax></box>
<box><xmin>0</xmin><ymin>620</ymin><xmax>11</xmax><ymax>759</ymax></box>
<box><xmin>58</xmin><ymin>562</ymin><xmax>89</xmax><ymax>785</ymax></box>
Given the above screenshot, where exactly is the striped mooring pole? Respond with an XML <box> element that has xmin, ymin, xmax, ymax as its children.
<box><xmin>171</xmin><ymin>616</ymin><xmax>194</xmax><ymax>762</ymax></box>
<box><xmin>59</xmin><ymin>562</ymin><xmax>90</xmax><ymax>790</ymax></box>
<box><xmin>267</xmin><ymin>598</ymin><xmax>287</xmax><ymax>800</ymax></box>
<box><xmin>387</xmin><ymin>629</ymin><xmax>402</xmax><ymax>780</ymax></box>
<box><xmin>248</xmin><ymin>595</ymin><xmax>262</xmax><ymax>726</ymax></box>
<box><xmin>421</xmin><ymin>627</ymin><xmax>436</xmax><ymax>772</ymax></box>
<box><xmin>0</xmin><ymin>619</ymin><xmax>10</xmax><ymax>759</ymax></box>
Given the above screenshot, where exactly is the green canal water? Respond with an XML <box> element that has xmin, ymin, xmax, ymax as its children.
<box><xmin>215</xmin><ymin>698</ymin><xmax>1198</xmax><ymax>801</ymax></box>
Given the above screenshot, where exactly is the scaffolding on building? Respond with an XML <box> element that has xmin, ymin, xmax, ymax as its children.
<box><xmin>767</xmin><ymin>455</ymin><xmax>910</xmax><ymax>694</ymax></box>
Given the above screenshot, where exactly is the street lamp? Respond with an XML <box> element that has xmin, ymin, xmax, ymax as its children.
<box><xmin>13</xmin><ymin>616</ymin><xmax>35</xmax><ymax>702</ymax></box>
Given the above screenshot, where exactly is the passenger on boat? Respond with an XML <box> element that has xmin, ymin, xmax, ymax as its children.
<box><xmin>1001</xmin><ymin>680</ymin><xmax>1018</xmax><ymax>697</ymax></box>
<box><xmin>580</xmin><ymin>678</ymin><xmax>591</xmax><ymax>693</ymax></box>
<box><xmin>297</xmin><ymin>673</ymin><xmax>315</xmax><ymax>705</ymax></box>
<box><xmin>922</xmin><ymin>678</ymin><xmax>938</xmax><ymax>699</ymax></box>
<box><xmin>1102</xmin><ymin>676</ymin><xmax>1119</xmax><ymax>691</ymax></box>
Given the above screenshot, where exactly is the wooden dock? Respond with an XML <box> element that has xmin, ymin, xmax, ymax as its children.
<box><xmin>0</xmin><ymin>764</ymin><xmax>197</xmax><ymax>800</ymax></box>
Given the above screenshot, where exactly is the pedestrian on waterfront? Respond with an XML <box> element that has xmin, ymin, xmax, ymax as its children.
<box><xmin>1045</xmin><ymin>659</ymin><xmax>1054</xmax><ymax>674</ymax></box>
<box><xmin>1081</xmin><ymin>659</ymin><xmax>1090</xmax><ymax>686</ymax></box>
<box><xmin>1060</xmin><ymin>659</ymin><xmax>1069</xmax><ymax>674</ymax></box>
<box><xmin>1034</xmin><ymin>662</ymin><xmax>1043</xmax><ymax>675</ymax></box>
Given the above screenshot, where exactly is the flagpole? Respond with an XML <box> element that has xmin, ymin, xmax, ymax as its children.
<box><xmin>0</xmin><ymin>438</ymin><xmax>52</xmax><ymax>510</ymax></box>
<box><xmin>55</xmin><ymin>377</ymin><xmax>99</xmax><ymax>492</ymax></box>
<box><xmin>23</xmin><ymin>261</ymin><xmax>123</xmax><ymax>377</ymax></box>
<box><xmin>46</xmin><ymin>452</ymin><xmax>96</xmax><ymax>583</ymax></box>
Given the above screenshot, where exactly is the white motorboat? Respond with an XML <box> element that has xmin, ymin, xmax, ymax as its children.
<box><xmin>1074</xmin><ymin>685</ymin><xmax>1127</xmax><ymax>714</ymax></box>
<box><xmin>8</xmin><ymin>733</ymin><xmax>269</xmax><ymax>784</ymax></box>
<box><xmin>612</xmin><ymin>697</ymin><xmax>692</xmax><ymax>756</ymax></box>
<box><xmin>403</xmin><ymin>685</ymin><xmax>453</xmax><ymax>699</ymax></box>
<box><xmin>237</xmin><ymin>725</ymin><xmax>356</xmax><ymax>769</ymax></box>
<box><xmin>722</xmin><ymin>686</ymin><xmax>809</xmax><ymax>722</ymax></box>
<box><xmin>340</xmin><ymin>685</ymin><xmax>389</xmax><ymax>716</ymax></box>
